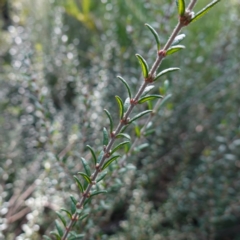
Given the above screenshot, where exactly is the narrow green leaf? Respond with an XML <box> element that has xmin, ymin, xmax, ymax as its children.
<box><xmin>55</xmin><ymin>220</ymin><xmax>64</xmax><ymax>237</ymax></box>
<box><xmin>80</xmin><ymin>158</ymin><xmax>91</xmax><ymax>176</ymax></box>
<box><xmin>138</xmin><ymin>94</ymin><xmax>163</xmax><ymax>104</ymax></box>
<box><xmin>157</xmin><ymin>94</ymin><xmax>172</xmax><ymax>111</ymax></box>
<box><xmin>190</xmin><ymin>0</ymin><xmax>220</xmax><ymax>23</ymax></box>
<box><xmin>164</xmin><ymin>79</ymin><xmax>170</xmax><ymax>92</ymax></box>
<box><xmin>103</xmin><ymin>127</ymin><xmax>109</xmax><ymax>146</ymax></box>
<box><xmin>142</xmin><ymin>85</ymin><xmax>155</xmax><ymax>96</ymax></box>
<box><xmin>134</xmin><ymin>143</ymin><xmax>149</xmax><ymax>152</ymax></box>
<box><xmin>136</xmin><ymin>54</ymin><xmax>149</xmax><ymax>78</ymax></box>
<box><xmin>129</xmin><ymin>110</ymin><xmax>152</xmax><ymax>124</ymax></box>
<box><xmin>50</xmin><ymin>232</ymin><xmax>61</xmax><ymax>240</ymax></box>
<box><xmin>104</xmin><ymin>109</ymin><xmax>113</xmax><ymax>133</ymax></box>
<box><xmin>111</xmin><ymin>141</ymin><xmax>130</xmax><ymax>155</ymax></box>
<box><xmin>172</xmin><ymin>34</ymin><xmax>186</xmax><ymax>46</ymax></box>
<box><xmin>102</xmin><ymin>155</ymin><xmax>120</xmax><ymax>170</ymax></box>
<box><xmin>147</xmin><ymin>100</ymin><xmax>153</xmax><ymax>110</ymax></box>
<box><xmin>90</xmin><ymin>190</ymin><xmax>108</xmax><ymax>197</ymax></box>
<box><xmin>124</xmin><ymin>97</ymin><xmax>131</xmax><ymax>112</ymax></box>
<box><xmin>97</xmin><ymin>150</ymin><xmax>104</xmax><ymax>163</ymax></box>
<box><xmin>154</xmin><ymin>67</ymin><xmax>180</xmax><ymax>82</ymax></box>
<box><xmin>43</xmin><ymin>236</ymin><xmax>52</xmax><ymax>240</ymax></box>
<box><xmin>79</xmin><ymin>213</ymin><xmax>89</xmax><ymax>221</ymax></box>
<box><xmin>78</xmin><ymin>172</ymin><xmax>92</xmax><ymax>184</ymax></box>
<box><xmin>135</xmin><ymin>125</ymin><xmax>141</xmax><ymax>138</ymax></box>
<box><xmin>56</xmin><ymin>211</ymin><xmax>66</xmax><ymax>227</ymax></box>
<box><xmin>144</xmin><ymin>129</ymin><xmax>155</xmax><ymax>136</ymax></box>
<box><xmin>115</xmin><ymin>95</ymin><xmax>124</xmax><ymax>119</ymax></box>
<box><xmin>97</xmin><ymin>171</ymin><xmax>108</xmax><ymax>182</ymax></box>
<box><xmin>145</xmin><ymin>23</ymin><xmax>161</xmax><ymax>50</ymax></box>
<box><xmin>70</xmin><ymin>195</ymin><xmax>77</xmax><ymax>205</ymax></box>
<box><xmin>177</xmin><ymin>0</ymin><xmax>185</xmax><ymax>16</ymax></box>
<box><xmin>73</xmin><ymin>175</ymin><xmax>84</xmax><ymax>193</ymax></box>
<box><xmin>68</xmin><ymin>234</ymin><xmax>85</xmax><ymax>240</ymax></box>
<box><xmin>60</xmin><ymin>208</ymin><xmax>72</xmax><ymax>219</ymax></box>
<box><xmin>166</xmin><ymin>45</ymin><xmax>185</xmax><ymax>56</ymax></box>
<box><xmin>115</xmin><ymin>133</ymin><xmax>131</xmax><ymax>140</ymax></box>
<box><xmin>117</xmin><ymin>76</ymin><xmax>132</xmax><ymax>99</ymax></box>
<box><xmin>86</xmin><ymin>145</ymin><xmax>97</xmax><ymax>165</ymax></box>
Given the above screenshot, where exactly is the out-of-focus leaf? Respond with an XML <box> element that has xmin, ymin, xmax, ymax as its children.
<box><xmin>136</xmin><ymin>54</ymin><xmax>149</xmax><ymax>78</ymax></box>
<box><xmin>102</xmin><ymin>155</ymin><xmax>120</xmax><ymax>170</ymax></box>
<box><xmin>73</xmin><ymin>175</ymin><xmax>84</xmax><ymax>193</ymax></box>
<box><xmin>135</xmin><ymin>125</ymin><xmax>141</xmax><ymax>138</ymax></box>
<box><xmin>129</xmin><ymin>110</ymin><xmax>152</xmax><ymax>124</ymax></box>
<box><xmin>154</xmin><ymin>67</ymin><xmax>180</xmax><ymax>82</ymax></box>
<box><xmin>145</xmin><ymin>23</ymin><xmax>161</xmax><ymax>50</ymax></box>
<box><xmin>103</xmin><ymin>127</ymin><xmax>109</xmax><ymax>145</ymax></box>
<box><xmin>50</xmin><ymin>232</ymin><xmax>61</xmax><ymax>240</ymax></box>
<box><xmin>157</xmin><ymin>94</ymin><xmax>172</xmax><ymax>111</ymax></box>
<box><xmin>55</xmin><ymin>220</ymin><xmax>64</xmax><ymax>237</ymax></box>
<box><xmin>166</xmin><ymin>45</ymin><xmax>185</xmax><ymax>56</ymax></box>
<box><xmin>90</xmin><ymin>190</ymin><xmax>107</xmax><ymax>197</ymax></box>
<box><xmin>138</xmin><ymin>94</ymin><xmax>163</xmax><ymax>104</ymax></box>
<box><xmin>97</xmin><ymin>171</ymin><xmax>108</xmax><ymax>182</ymax></box>
<box><xmin>97</xmin><ymin>150</ymin><xmax>104</xmax><ymax>163</ymax></box>
<box><xmin>60</xmin><ymin>208</ymin><xmax>72</xmax><ymax>219</ymax></box>
<box><xmin>111</xmin><ymin>141</ymin><xmax>130</xmax><ymax>155</ymax></box>
<box><xmin>104</xmin><ymin>109</ymin><xmax>113</xmax><ymax>133</ymax></box>
<box><xmin>124</xmin><ymin>97</ymin><xmax>131</xmax><ymax>112</ymax></box>
<box><xmin>115</xmin><ymin>95</ymin><xmax>124</xmax><ymax>119</ymax></box>
<box><xmin>56</xmin><ymin>211</ymin><xmax>66</xmax><ymax>227</ymax></box>
<box><xmin>80</xmin><ymin>157</ymin><xmax>91</xmax><ymax>176</ymax></box>
<box><xmin>117</xmin><ymin>76</ymin><xmax>132</xmax><ymax>99</ymax></box>
<box><xmin>86</xmin><ymin>145</ymin><xmax>97</xmax><ymax>165</ymax></box>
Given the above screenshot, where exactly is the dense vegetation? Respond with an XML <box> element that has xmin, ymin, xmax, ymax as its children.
<box><xmin>0</xmin><ymin>0</ymin><xmax>240</xmax><ymax>239</ymax></box>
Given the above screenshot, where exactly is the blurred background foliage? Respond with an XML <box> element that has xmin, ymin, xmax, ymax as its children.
<box><xmin>0</xmin><ymin>0</ymin><xmax>240</xmax><ymax>239</ymax></box>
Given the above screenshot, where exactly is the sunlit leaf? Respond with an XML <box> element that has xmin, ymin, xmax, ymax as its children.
<box><xmin>104</xmin><ymin>109</ymin><xmax>113</xmax><ymax>133</ymax></box>
<box><xmin>117</xmin><ymin>76</ymin><xmax>132</xmax><ymax>99</ymax></box>
<box><xmin>115</xmin><ymin>95</ymin><xmax>124</xmax><ymax>119</ymax></box>
<box><xmin>154</xmin><ymin>67</ymin><xmax>180</xmax><ymax>82</ymax></box>
<box><xmin>111</xmin><ymin>141</ymin><xmax>130</xmax><ymax>155</ymax></box>
<box><xmin>73</xmin><ymin>175</ymin><xmax>84</xmax><ymax>193</ymax></box>
<box><xmin>166</xmin><ymin>45</ymin><xmax>185</xmax><ymax>56</ymax></box>
<box><xmin>138</xmin><ymin>94</ymin><xmax>163</xmax><ymax>104</ymax></box>
<box><xmin>177</xmin><ymin>0</ymin><xmax>186</xmax><ymax>16</ymax></box>
<box><xmin>190</xmin><ymin>0</ymin><xmax>221</xmax><ymax>23</ymax></box>
<box><xmin>86</xmin><ymin>145</ymin><xmax>97</xmax><ymax>165</ymax></box>
<box><xmin>102</xmin><ymin>155</ymin><xmax>120</xmax><ymax>170</ymax></box>
<box><xmin>103</xmin><ymin>127</ymin><xmax>109</xmax><ymax>146</ymax></box>
<box><xmin>129</xmin><ymin>110</ymin><xmax>152</xmax><ymax>124</ymax></box>
<box><xmin>136</xmin><ymin>54</ymin><xmax>149</xmax><ymax>78</ymax></box>
<box><xmin>145</xmin><ymin>23</ymin><xmax>161</xmax><ymax>50</ymax></box>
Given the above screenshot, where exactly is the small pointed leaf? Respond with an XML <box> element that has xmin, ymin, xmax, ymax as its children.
<box><xmin>56</xmin><ymin>211</ymin><xmax>66</xmax><ymax>227</ymax></box>
<box><xmin>78</xmin><ymin>172</ymin><xmax>92</xmax><ymax>184</ymax></box>
<box><xmin>102</xmin><ymin>155</ymin><xmax>120</xmax><ymax>170</ymax></box>
<box><xmin>136</xmin><ymin>54</ymin><xmax>149</xmax><ymax>78</ymax></box>
<box><xmin>154</xmin><ymin>67</ymin><xmax>180</xmax><ymax>82</ymax></box>
<box><xmin>145</xmin><ymin>23</ymin><xmax>161</xmax><ymax>50</ymax></box>
<box><xmin>166</xmin><ymin>45</ymin><xmax>185</xmax><ymax>56</ymax></box>
<box><xmin>79</xmin><ymin>213</ymin><xmax>89</xmax><ymax>221</ymax></box>
<box><xmin>124</xmin><ymin>97</ymin><xmax>131</xmax><ymax>112</ymax></box>
<box><xmin>111</xmin><ymin>141</ymin><xmax>130</xmax><ymax>155</ymax></box>
<box><xmin>60</xmin><ymin>208</ymin><xmax>72</xmax><ymax>219</ymax></box>
<box><xmin>50</xmin><ymin>232</ymin><xmax>61</xmax><ymax>240</ymax></box>
<box><xmin>172</xmin><ymin>34</ymin><xmax>186</xmax><ymax>46</ymax></box>
<box><xmin>142</xmin><ymin>85</ymin><xmax>155</xmax><ymax>96</ymax></box>
<box><xmin>104</xmin><ymin>109</ymin><xmax>113</xmax><ymax>133</ymax></box>
<box><xmin>86</xmin><ymin>145</ymin><xmax>97</xmax><ymax>165</ymax></box>
<box><xmin>116</xmin><ymin>133</ymin><xmax>131</xmax><ymax>140</ymax></box>
<box><xmin>90</xmin><ymin>190</ymin><xmax>108</xmax><ymax>198</ymax></box>
<box><xmin>103</xmin><ymin>127</ymin><xmax>109</xmax><ymax>145</ymax></box>
<box><xmin>134</xmin><ymin>143</ymin><xmax>149</xmax><ymax>152</ymax></box>
<box><xmin>80</xmin><ymin>158</ymin><xmax>91</xmax><ymax>176</ymax></box>
<box><xmin>117</xmin><ymin>76</ymin><xmax>132</xmax><ymax>99</ymax></box>
<box><xmin>177</xmin><ymin>0</ymin><xmax>185</xmax><ymax>16</ymax></box>
<box><xmin>97</xmin><ymin>150</ymin><xmax>104</xmax><ymax>163</ymax></box>
<box><xmin>55</xmin><ymin>220</ymin><xmax>64</xmax><ymax>237</ymax></box>
<box><xmin>190</xmin><ymin>0</ymin><xmax>220</xmax><ymax>23</ymax></box>
<box><xmin>138</xmin><ymin>94</ymin><xmax>163</xmax><ymax>104</ymax></box>
<box><xmin>157</xmin><ymin>94</ymin><xmax>172</xmax><ymax>111</ymax></box>
<box><xmin>73</xmin><ymin>175</ymin><xmax>84</xmax><ymax>193</ymax></box>
<box><xmin>97</xmin><ymin>171</ymin><xmax>108</xmax><ymax>182</ymax></box>
<box><xmin>129</xmin><ymin>110</ymin><xmax>152</xmax><ymax>124</ymax></box>
<box><xmin>115</xmin><ymin>95</ymin><xmax>124</xmax><ymax>119</ymax></box>
<box><xmin>135</xmin><ymin>125</ymin><xmax>141</xmax><ymax>138</ymax></box>
<box><xmin>43</xmin><ymin>236</ymin><xmax>52</xmax><ymax>240</ymax></box>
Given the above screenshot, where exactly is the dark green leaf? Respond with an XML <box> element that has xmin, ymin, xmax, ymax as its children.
<box><xmin>117</xmin><ymin>76</ymin><xmax>132</xmax><ymax>99</ymax></box>
<box><xmin>78</xmin><ymin>172</ymin><xmax>92</xmax><ymax>184</ymax></box>
<box><xmin>97</xmin><ymin>171</ymin><xmax>108</xmax><ymax>182</ymax></box>
<box><xmin>103</xmin><ymin>127</ymin><xmax>109</xmax><ymax>146</ymax></box>
<box><xmin>166</xmin><ymin>45</ymin><xmax>185</xmax><ymax>56</ymax></box>
<box><xmin>129</xmin><ymin>110</ymin><xmax>152</xmax><ymax>124</ymax></box>
<box><xmin>144</xmin><ymin>129</ymin><xmax>155</xmax><ymax>136</ymax></box>
<box><xmin>104</xmin><ymin>109</ymin><xmax>113</xmax><ymax>133</ymax></box>
<box><xmin>154</xmin><ymin>67</ymin><xmax>180</xmax><ymax>82</ymax></box>
<box><xmin>116</xmin><ymin>133</ymin><xmax>131</xmax><ymax>140</ymax></box>
<box><xmin>73</xmin><ymin>175</ymin><xmax>84</xmax><ymax>193</ymax></box>
<box><xmin>50</xmin><ymin>232</ymin><xmax>61</xmax><ymax>240</ymax></box>
<box><xmin>138</xmin><ymin>94</ymin><xmax>163</xmax><ymax>104</ymax></box>
<box><xmin>90</xmin><ymin>190</ymin><xmax>108</xmax><ymax>197</ymax></box>
<box><xmin>79</xmin><ymin>213</ymin><xmax>89</xmax><ymax>221</ymax></box>
<box><xmin>115</xmin><ymin>95</ymin><xmax>124</xmax><ymax>119</ymax></box>
<box><xmin>145</xmin><ymin>23</ymin><xmax>161</xmax><ymax>50</ymax></box>
<box><xmin>177</xmin><ymin>0</ymin><xmax>185</xmax><ymax>16</ymax></box>
<box><xmin>136</xmin><ymin>54</ymin><xmax>149</xmax><ymax>78</ymax></box>
<box><xmin>55</xmin><ymin>220</ymin><xmax>64</xmax><ymax>237</ymax></box>
<box><xmin>157</xmin><ymin>94</ymin><xmax>172</xmax><ymax>111</ymax></box>
<box><xmin>135</xmin><ymin>125</ymin><xmax>141</xmax><ymax>138</ymax></box>
<box><xmin>86</xmin><ymin>145</ymin><xmax>97</xmax><ymax>165</ymax></box>
<box><xmin>60</xmin><ymin>208</ymin><xmax>72</xmax><ymax>219</ymax></box>
<box><xmin>80</xmin><ymin>158</ymin><xmax>91</xmax><ymax>176</ymax></box>
<box><xmin>142</xmin><ymin>85</ymin><xmax>155</xmax><ymax>96</ymax></box>
<box><xmin>172</xmin><ymin>34</ymin><xmax>186</xmax><ymax>46</ymax></box>
<box><xmin>190</xmin><ymin>0</ymin><xmax>220</xmax><ymax>23</ymax></box>
<box><xmin>56</xmin><ymin>211</ymin><xmax>66</xmax><ymax>227</ymax></box>
<box><xmin>124</xmin><ymin>97</ymin><xmax>130</xmax><ymax>112</ymax></box>
<box><xmin>97</xmin><ymin>150</ymin><xmax>104</xmax><ymax>163</ymax></box>
<box><xmin>134</xmin><ymin>143</ymin><xmax>149</xmax><ymax>152</ymax></box>
<box><xmin>111</xmin><ymin>141</ymin><xmax>130</xmax><ymax>155</ymax></box>
<box><xmin>102</xmin><ymin>155</ymin><xmax>120</xmax><ymax>170</ymax></box>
